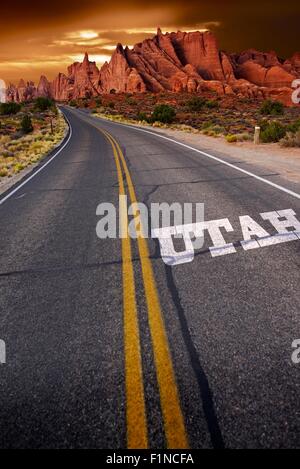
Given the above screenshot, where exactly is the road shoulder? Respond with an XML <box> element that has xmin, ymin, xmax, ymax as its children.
<box><xmin>0</xmin><ymin>112</ymin><xmax>70</xmax><ymax>199</ymax></box>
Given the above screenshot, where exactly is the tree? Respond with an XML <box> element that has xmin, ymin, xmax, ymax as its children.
<box><xmin>21</xmin><ymin>114</ymin><xmax>33</xmax><ymax>133</ymax></box>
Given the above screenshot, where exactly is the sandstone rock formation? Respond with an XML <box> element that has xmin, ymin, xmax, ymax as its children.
<box><xmin>6</xmin><ymin>29</ymin><xmax>300</xmax><ymax>105</ymax></box>
<box><xmin>98</xmin><ymin>44</ymin><xmax>146</xmax><ymax>93</ymax></box>
<box><xmin>37</xmin><ymin>75</ymin><xmax>51</xmax><ymax>98</ymax></box>
<box><xmin>231</xmin><ymin>49</ymin><xmax>296</xmax><ymax>88</ymax></box>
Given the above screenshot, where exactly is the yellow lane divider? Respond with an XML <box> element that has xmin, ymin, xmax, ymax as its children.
<box><xmin>105</xmin><ymin>132</ymin><xmax>148</xmax><ymax>449</ymax></box>
<box><xmin>103</xmin><ymin>129</ymin><xmax>189</xmax><ymax>449</ymax></box>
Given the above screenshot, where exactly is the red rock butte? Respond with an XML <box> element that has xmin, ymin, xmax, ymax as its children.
<box><xmin>6</xmin><ymin>29</ymin><xmax>300</xmax><ymax>105</ymax></box>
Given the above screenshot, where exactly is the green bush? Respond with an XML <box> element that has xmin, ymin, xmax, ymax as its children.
<box><xmin>285</xmin><ymin>119</ymin><xmax>300</xmax><ymax>133</ymax></box>
<box><xmin>186</xmin><ymin>97</ymin><xmax>219</xmax><ymax>112</ymax></box>
<box><xmin>150</xmin><ymin>104</ymin><xmax>176</xmax><ymax>124</ymax></box>
<box><xmin>0</xmin><ymin>102</ymin><xmax>21</xmax><ymax>115</ymax></box>
<box><xmin>137</xmin><ymin>112</ymin><xmax>148</xmax><ymax>121</ymax></box>
<box><xmin>206</xmin><ymin>99</ymin><xmax>220</xmax><ymax>110</ymax></box>
<box><xmin>69</xmin><ymin>100</ymin><xmax>77</xmax><ymax>107</ymax></box>
<box><xmin>260</xmin><ymin>121</ymin><xmax>286</xmax><ymax>143</ymax></box>
<box><xmin>260</xmin><ymin>100</ymin><xmax>284</xmax><ymax>116</ymax></box>
<box><xmin>186</xmin><ymin>97</ymin><xmax>207</xmax><ymax>112</ymax></box>
<box><xmin>21</xmin><ymin>115</ymin><xmax>33</xmax><ymax>133</ymax></box>
<box><xmin>34</xmin><ymin>97</ymin><xmax>54</xmax><ymax>111</ymax></box>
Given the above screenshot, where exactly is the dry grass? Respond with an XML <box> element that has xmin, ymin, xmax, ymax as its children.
<box><xmin>280</xmin><ymin>130</ymin><xmax>300</xmax><ymax>147</ymax></box>
<box><xmin>0</xmin><ymin>110</ymin><xmax>66</xmax><ymax>178</ymax></box>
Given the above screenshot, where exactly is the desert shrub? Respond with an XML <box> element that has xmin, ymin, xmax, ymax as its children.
<box><xmin>186</xmin><ymin>97</ymin><xmax>219</xmax><ymax>112</ymax></box>
<box><xmin>13</xmin><ymin>163</ymin><xmax>25</xmax><ymax>173</ymax></box>
<box><xmin>206</xmin><ymin>99</ymin><xmax>220</xmax><ymax>110</ymax></box>
<box><xmin>2</xmin><ymin>150</ymin><xmax>14</xmax><ymax>158</ymax></box>
<box><xmin>150</xmin><ymin>104</ymin><xmax>176</xmax><ymax>124</ymax></box>
<box><xmin>0</xmin><ymin>167</ymin><xmax>8</xmax><ymax>177</ymax></box>
<box><xmin>0</xmin><ymin>135</ymin><xmax>10</xmax><ymax>145</ymax></box>
<box><xmin>186</xmin><ymin>97</ymin><xmax>207</xmax><ymax>111</ymax></box>
<box><xmin>126</xmin><ymin>97</ymin><xmax>137</xmax><ymax>106</ymax></box>
<box><xmin>21</xmin><ymin>115</ymin><xmax>33</xmax><ymax>133</ymax></box>
<box><xmin>236</xmin><ymin>132</ymin><xmax>252</xmax><ymax>142</ymax></box>
<box><xmin>210</xmin><ymin>125</ymin><xmax>226</xmax><ymax>134</ymax></box>
<box><xmin>201</xmin><ymin>121</ymin><xmax>214</xmax><ymax>130</ymax></box>
<box><xmin>34</xmin><ymin>97</ymin><xmax>54</xmax><ymax>111</ymax></box>
<box><xmin>280</xmin><ymin>130</ymin><xmax>300</xmax><ymax>147</ymax></box>
<box><xmin>137</xmin><ymin>112</ymin><xmax>148</xmax><ymax>121</ymax></box>
<box><xmin>108</xmin><ymin>101</ymin><xmax>115</xmax><ymax>109</ymax></box>
<box><xmin>285</xmin><ymin>119</ymin><xmax>300</xmax><ymax>133</ymax></box>
<box><xmin>226</xmin><ymin>134</ymin><xmax>238</xmax><ymax>143</ymax></box>
<box><xmin>260</xmin><ymin>121</ymin><xmax>286</xmax><ymax>143</ymax></box>
<box><xmin>69</xmin><ymin>100</ymin><xmax>77</xmax><ymax>107</ymax></box>
<box><xmin>0</xmin><ymin>102</ymin><xmax>21</xmax><ymax>115</ymax></box>
<box><xmin>260</xmin><ymin>100</ymin><xmax>284</xmax><ymax>116</ymax></box>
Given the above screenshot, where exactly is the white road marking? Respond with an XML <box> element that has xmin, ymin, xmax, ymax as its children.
<box><xmin>260</xmin><ymin>209</ymin><xmax>300</xmax><ymax>240</ymax></box>
<box><xmin>153</xmin><ymin>209</ymin><xmax>300</xmax><ymax>265</ymax></box>
<box><xmin>101</xmin><ymin>119</ymin><xmax>300</xmax><ymax>200</ymax></box>
<box><xmin>204</xmin><ymin>218</ymin><xmax>236</xmax><ymax>257</ymax></box>
<box><xmin>240</xmin><ymin>215</ymin><xmax>270</xmax><ymax>251</ymax></box>
<box><xmin>0</xmin><ymin>114</ymin><xmax>72</xmax><ymax>206</ymax></box>
<box><xmin>152</xmin><ymin>225</ymin><xmax>196</xmax><ymax>266</ymax></box>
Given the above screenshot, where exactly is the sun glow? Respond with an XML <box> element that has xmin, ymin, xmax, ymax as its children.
<box><xmin>79</xmin><ymin>30</ymin><xmax>98</xmax><ymax>40</ymax></box>
<box><xmin>65</xmin><ymin>30</ymin><xmax>99</xmax><ymax>40</ymax></box>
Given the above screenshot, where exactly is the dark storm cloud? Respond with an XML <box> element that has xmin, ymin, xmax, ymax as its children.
<box><xmin>1</xmin><ymin>0</ymin><xmax>299</xmax><ymax>54</ymax></box>
<box><xmin>0</xmin><ymin>1</ymin><xmax>299</xmax><ymax>82</ymax></box>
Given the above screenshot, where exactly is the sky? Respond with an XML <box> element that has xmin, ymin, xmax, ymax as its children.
<box><xmin>0</xmin><ymin>0</ymin><xmax>299</xmax><ymax>84</ymax></box>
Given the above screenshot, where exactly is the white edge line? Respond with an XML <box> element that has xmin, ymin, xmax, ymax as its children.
<box><xmin>0</xmin><ymin>111</ymin><xmax>72</xmax><ymax>206</ymax></box>
<box><xmin>97</xmin><ymin>117</ymin><xmax>300</xmax><ymax>201</ymax></box>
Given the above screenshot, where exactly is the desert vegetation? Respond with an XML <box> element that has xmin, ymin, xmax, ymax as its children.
<box><xmin>71</xmin><ymin>92</ymin><xmax>300</xmax><ymax>146</ymax></box>
<box><xmin>0</xmin><ymin>100</ymin><xmax>66</xmax><ymax>179</ymax></box>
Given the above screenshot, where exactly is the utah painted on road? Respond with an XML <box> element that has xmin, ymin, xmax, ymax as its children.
<box><xmin>0</xmin><ymin>106</ymin><xmax>299</xmax><ymax>449</ymax></box>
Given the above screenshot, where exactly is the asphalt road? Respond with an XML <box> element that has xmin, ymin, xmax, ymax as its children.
<box><xmin>0</xmin><ymin>106</ymin><xmax>299</xmax><ymax>449</ymax></box>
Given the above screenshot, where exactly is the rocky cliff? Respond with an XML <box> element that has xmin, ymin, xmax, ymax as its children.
<box><xmin>6</xmin><ymin>29</ymin><xmax>300</xmax><ymax>105</ymax></box>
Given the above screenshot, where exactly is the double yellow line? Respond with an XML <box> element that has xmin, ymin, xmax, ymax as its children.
<box><xmin>98</xmin><ymin>127</ymin><xmax>189</xmax><ymax>449</ymax></box>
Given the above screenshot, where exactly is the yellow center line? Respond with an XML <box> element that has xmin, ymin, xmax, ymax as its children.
<box><xmin>81</xmin><ymin>111</ymin><xmax>189</xmax><ymax>448</ymax></box>
<box><xmin>105</xmin><ymin>130</ymin><xmax>189</xmax><ymax>449</ymax></box>
<box><xmin>104</xmin><ymin>132</ymin><xmax>148</xmax><ymax>449</ymax></box>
